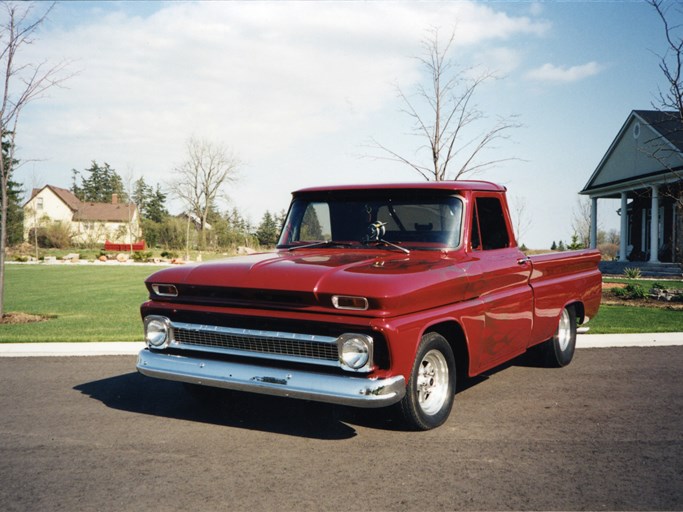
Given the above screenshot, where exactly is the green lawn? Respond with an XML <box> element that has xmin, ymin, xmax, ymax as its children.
<box><xmin>592</xmin><ymin>278</ymin><xmax>683</xmax><ymax>333</ymax></box>
<box><xmin>1</xmin><ymin>264</ymin><xmax>163</xmax><ymax>342</ymax></box>
<box><xmin>1</xmin><ymin>264</ymin><xmax>681</xmax><ymax>342</ymax></box>
<box><xmin>588</xmin><ymin>304</ymin><xmax>683</xmax><ymax>334</ymax></box>
<box><xmin>602</xmin><ymin>278</ymin><xmax>683</xmax><ymax>290</ymax></box>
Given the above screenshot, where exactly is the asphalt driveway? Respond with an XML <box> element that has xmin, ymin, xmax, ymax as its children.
<box><xmin>0</xmin><ymin>347</ymin><xmax>681</xmax><ymax>511</ymax></box>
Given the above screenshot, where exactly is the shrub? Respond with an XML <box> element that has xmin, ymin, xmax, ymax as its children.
<box><xmin>132</xmin><ymin>251</ymin><xmax>153</xmax><ymax>262</ymax></box>
<box><xmin>612</xmin><ymin>283</ymin><xmax>646</xmax><ymax>300</ymax></box>
<box><xmin>623</xmin><ymin>267</ymin><xmax>642</xmax><ymax>279</ymax></box>
<box><xmin>598</xmin><ymin>243</ymin><xmax>618</xmax><ymax>261</ymax></box>
<box><xmin>36</xmin><ymin>221</ymin><xmax>74</xmax><ymax>249</ymax></box>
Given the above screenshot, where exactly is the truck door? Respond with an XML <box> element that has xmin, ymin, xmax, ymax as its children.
<box><xmin>468</xmin><ymin>194</ymin><xmax>533</xmax><ymax>373</ymax></box>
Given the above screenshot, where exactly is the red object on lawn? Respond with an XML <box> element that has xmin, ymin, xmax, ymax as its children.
<box><xmin>104</xmin><ymin>240</ymin><xmax>146</xmax><ymax>252</ymax></box>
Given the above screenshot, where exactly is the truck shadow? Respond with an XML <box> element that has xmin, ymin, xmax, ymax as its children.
<box><xmin>75</xmin><ymin>353</ymin><xmax>540</xmax><ymax>438</ymax></box>
<box><xmin>74</xmin><ymin>372</ymin><xmax>400</xmax><ymax>439</ymax></box>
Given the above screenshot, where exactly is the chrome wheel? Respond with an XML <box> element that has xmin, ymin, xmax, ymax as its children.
<box><xmin>556</xmin><ymin>308</ymin><xmax>572</xmax><ymax>353</ymax></box>
<box><xmin>416</xmin><ymin>349</ymin><xmax>449</xmax><ymax>416</ymax></box>
<box><xmin>399</xmin><ymin>332</ymin><xmax>456</xmax><ymax>430</ymax></box>
<box><xmin>533</xmin><ymin>305</ymin><xmax>577</xmax><ymax>368</ymax></box>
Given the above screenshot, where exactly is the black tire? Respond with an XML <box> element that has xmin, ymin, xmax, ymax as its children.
<box><xmin>537</xmin><ymin>305</ymin><xmax>577</xmax><ymax>367</ymax></box>
<box><xmin>399</xmin><ymin>332</ymin><xmax>456</xmax><ymax>430</ymax></box>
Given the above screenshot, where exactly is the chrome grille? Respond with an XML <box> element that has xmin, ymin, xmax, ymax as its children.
<box><xmin>170</xmin><ymin>321</ymin><xmax>339</xmax><ymax>367</ymax></box>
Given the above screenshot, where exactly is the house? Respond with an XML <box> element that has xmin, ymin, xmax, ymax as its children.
<box><xmin>23</xmin><ymin>185</ymin><xmax>141</xmax><ymax>246</ymax></box>
<box><xmin>580</xmin><ymin>110</ymin><xmax>683</xmax><ymax>264</ymax></box>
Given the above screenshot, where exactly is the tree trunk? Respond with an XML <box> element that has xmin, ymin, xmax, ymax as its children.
<box><xmin>0</xmin><ymin>181</ymin><xmax>8</xmax><ymax>318</ymax></box>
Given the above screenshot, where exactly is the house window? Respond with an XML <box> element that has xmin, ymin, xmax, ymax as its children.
<box><xmin>36</xmin><ymin>197</ymin><xmax>44</xmax><ymax>210</ymax></box>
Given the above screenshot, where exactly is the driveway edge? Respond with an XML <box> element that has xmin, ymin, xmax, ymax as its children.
<box><xmin>0</xmin><ymin>334</ymin><xmax>681</xmax><ymax>357</ymax></box>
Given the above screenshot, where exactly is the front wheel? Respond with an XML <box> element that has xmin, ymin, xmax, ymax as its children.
<box><xmin>399</xmin><ymin>332</ymin><xmax>456</xmax><ymax>430</ymax></box>
<box><xmin>537</xmin><ymin>305</ymin><xmax>577</xmax><ymax>367</ymax></box>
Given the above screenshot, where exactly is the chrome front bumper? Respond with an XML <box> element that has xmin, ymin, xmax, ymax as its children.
<box><xmin>136</xmin><ymin>349</ymin><xmax>406</xmax><ymax>408</ymax></box>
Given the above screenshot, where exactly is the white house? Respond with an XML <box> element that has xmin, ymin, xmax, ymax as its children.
<box><xmin>581</xmin><ymin>110</ymin><xmax>683</xmax><ymax>264</ymax></box>
<box><xmin>23</xmin><ymin>185</ymin><xmax>141</xmax><ymax>246</ymax></box>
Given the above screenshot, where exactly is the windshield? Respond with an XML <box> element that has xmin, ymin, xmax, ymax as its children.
<box><xmin>277</xmin><ymin>193</ymin><xmax>463</xmax><ymax>250</ymax></box>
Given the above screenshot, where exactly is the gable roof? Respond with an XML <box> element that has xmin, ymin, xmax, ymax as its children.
<box><xmin>633</xmin><ymin>110</ymin><xmax>683</xmax><ymax>152</ymax></box>
<box><xmin>74</xmin><ymin>202</ymin><xmax>137</xmax><ymax>223</ymax></box>
<box><xmin>26</xmin><ymin>185</ymin><xmax>82</xmax><ymax>211</ymax></box>
<box><xmin>581</xmin><ymin>110</ymin><xmax>683</xmax><ymax>195</ymax></box>
<box><xmin>48</xmin><ymin>186</ymin><xmax>83</xmax><ymax>211</ymax></box>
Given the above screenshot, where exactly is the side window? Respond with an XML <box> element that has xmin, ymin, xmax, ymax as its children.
<box><xmin>475</xmin><ymin>197</ymin><xmax>510</xmax><ymax>250</ymax></box>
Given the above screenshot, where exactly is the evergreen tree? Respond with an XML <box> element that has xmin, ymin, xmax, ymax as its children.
<box><xmin>71</xmin><ymin>161</ymin><xmax>126</xmax><ymax>203</ymax></box>
<box><xmin>1</xmin><ymin>134</ymin><xmax>23</xmax><ymax>246</ymax></box>
<box><xmin>567</xmin><ymin>233</ymin><xmax>583</xmax><ymax>250</ymax></box>
<box><xmin>132</xmin><ymin>177</ymin><xmax>152</xmax><ymax>213</ymax></box>
<box><xmin>550</xmin><ymin>241</ymin><xmax>557</xmax><ymax>251</ymax></box>
<box><xmin>301</xmin><ymin>206</ymin><xmax>323</xmax><ymax>240</ymax></box>
<box><xmin>146</xmin><ymin>185</ymin><xmax>168</xmax><ymax>223</ymax></box>
<box><xmin>557</xmin><ymin>240</ymin><xmax>566</xmax><ymax>251</ymax></box>
<box><xmin>255</xmin><ymin>211</ymin><xmax>280</xmax><ymax>246</ymax></box>
<box><xmin>132</xmin><ymin>177</ymin><xmax>168</xmax><ymax>223</ymax></box>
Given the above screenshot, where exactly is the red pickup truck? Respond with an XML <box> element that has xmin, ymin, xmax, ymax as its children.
<box><xmin>137</xmin><ymin>181</ymin><xmax>601</xmax><ymax>430</ymax></box>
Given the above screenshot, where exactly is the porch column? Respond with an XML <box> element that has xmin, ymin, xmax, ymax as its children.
<box><xmin>590</xmin><ymin>197</ymin><xmax>598</xmax><ymax>249</ymax></box>
<box><xmin>649</xmin><ymin>186</ymin><xmax>660</xmax><ymax>263</ymax></box>
<box><xmin>619</xmin><ymin>192</ymin><xmax>628</xmax><ymax>261</ymax></box>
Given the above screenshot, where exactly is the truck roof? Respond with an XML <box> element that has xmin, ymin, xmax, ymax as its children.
<box><xmin>294</xmin><ymin>180</ymin><xmax>506</xmax><ymax>195</ymax></box>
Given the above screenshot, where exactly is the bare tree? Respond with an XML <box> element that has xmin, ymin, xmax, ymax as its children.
<box><xmin>0</xmin><ymin>1</ymin><xmax>70</xmax><ymax>318</ymax></box>
<box><xmin>171</xmin><ymin>137</ymin><xmax>240</xmax><ymax>249</ymax></box>
<box><xmin>509</xmin><ymin>195</ymin><xmax>532</xmax><ymax>247</ymax></box>
<box><xmin>369</xmin><ymin>27</ymin><xmax>521</xmax><ymax>181</ymax></box>
<box><xmin>648</xmin><ymin>0</ymin><xmax>683</xmax><ymax>263</ymax></box>
<box><xmin>649</xmin><ymin>0</ymin><xmax>683</xmax><ymax>119</ymax></box>
<box><xmin>571</xmin><ymin>196</ymin><xmax>592</xmax><ymax>249</ymax></box>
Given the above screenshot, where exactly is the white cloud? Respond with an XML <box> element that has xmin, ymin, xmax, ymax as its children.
<box><xmin>474</xmin><ymin>47</ymin><xmax>524</xmax><ymax>75</ymax></box>
<box><xmin>525</xmin><ymin>61</ymin><xmax>604</xmax><ymax>83</ymax></box>
<box><xmin>15</xmin><ymin>1</ymin><xmax>550</xmax><ymax>221</ymax></box>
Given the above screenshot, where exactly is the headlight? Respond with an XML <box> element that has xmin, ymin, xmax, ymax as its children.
<box><xmin>144</xmin><ymin>316</ymin><xmax>171</xmax><ymax>349</ymax></box>
<box><xmin>337</xmin><ymin>333</ymin><xmax>373</xmax><ymax>372</ymax></box>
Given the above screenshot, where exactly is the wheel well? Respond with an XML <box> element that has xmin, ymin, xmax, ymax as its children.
<box><xmin>425</xmin><ymin>321</ymin><xmax>469</xmax><ymax>383</ymax></box>
<box><xmin>569</xmin><ymin>301</ymin><xmax>585</xmax><ymax>324</ymax></box>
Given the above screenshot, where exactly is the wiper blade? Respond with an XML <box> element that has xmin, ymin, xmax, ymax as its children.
<box><xmin>287</xmin><ymin>241</ymin><xmax>352</xmax><ymax>251</ymax></box>
<box><xmin>363</xmin><ymin>239</ymin><xmax>410</xmax><ymax>255</ymax></box>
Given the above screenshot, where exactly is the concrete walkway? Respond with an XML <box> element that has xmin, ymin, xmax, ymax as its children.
<box><xmin>0</xmin><ymin>333</ymin><xmax>681</xmax><ymax>357</ymax></box>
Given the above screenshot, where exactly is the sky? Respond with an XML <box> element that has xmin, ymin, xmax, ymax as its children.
<box><xmin>12</xmin><ymin>0</ymin><xmax>677</xmax><ymax>249</ymax></box>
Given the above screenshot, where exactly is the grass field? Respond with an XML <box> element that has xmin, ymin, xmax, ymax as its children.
<box><xmin>603</xmin><ymin>277</ymin><xmax>683</xmax><ymax>290</ymax></box>
<box><xmin>587</xmin><ymin>305</ymin><xmax>682</xmax><ymax>334</ymax></box>
<box><xmin>1</xmin><ymin>264</ymin><xmax>162</xmax><ymax>342</ymax></box>
<box><xmin>1</xmin><ymin>264</ymin><xmax>681</xmax><ymax>342</ymax></box>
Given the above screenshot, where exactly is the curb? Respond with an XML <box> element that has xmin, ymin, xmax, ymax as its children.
<box><xmin>0</xmin><ymin>334</ymin><xmax>681</xmax><ymax>357</ymax></box>
<box><xmin>576</xmin><ymin>332</ymin><xmax>682</xmax><ymax>348</ymax></box>
<box><xmin>0</xmin><ymin>342</ymin><xmax>145</xmax><ymax>357</ymax></box>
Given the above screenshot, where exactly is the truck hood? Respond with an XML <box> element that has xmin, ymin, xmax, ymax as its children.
<box><xmin>147</xmin><ymin>249</ymin><xmax>474</xmax><ymax>316</ymax></box>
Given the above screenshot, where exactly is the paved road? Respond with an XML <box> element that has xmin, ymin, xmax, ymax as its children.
<box><xmin>1</xmin><ymin>347</ymin><xmax>681</xmax><ymax>511</ymax></box>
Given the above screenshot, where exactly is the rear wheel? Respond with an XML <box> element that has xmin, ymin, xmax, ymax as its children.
<box><xmin>537</xmin><ymin>305</ymin><xmax>577</xmax><ymax>367</ymax></box>
<box><xmin>399</xmin><ymin>332</ymin><xmax>456</xmax><ymax>430</ymax></box>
